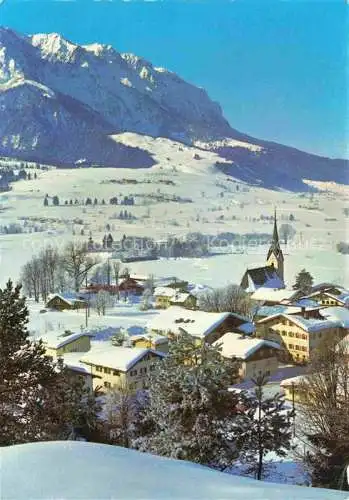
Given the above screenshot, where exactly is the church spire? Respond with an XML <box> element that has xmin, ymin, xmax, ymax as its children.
<box><xmin>267</xmin><ymin>208</ymin><xmax>283</xmax><ymax>261</ymax></box>
<box><xmin>272</xmin><ymin>208</ymin><xmax>280</xmax><ymax>248</ymax></box>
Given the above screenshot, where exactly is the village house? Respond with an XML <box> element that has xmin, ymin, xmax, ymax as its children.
<box><xmin>302</xmin><ymin>289</ymin><xmax>349</xmax><ymax>307</ymax></box>
<box><xmin>148</xmin><ymin>306</ymin><xmax>255</xmax><ymax>344</ymax></box>
<box><xmin>214</xmin><ymin>333</ymin><xmax>280</xmax><ymax>381</ymax></box>
<box><xmin>79</xmin><ymin>347</ymin><xmax>164</xmax><ymax>393</ymax></box>
<box><xmin>118</xmin><ymin>277</ymin><xmax>144</xmax><ymax>296</ymax></box>
<box><xmin>251</xmin><ymin>288</ymin><xmax>298</xmax><ymax>306</ymax></box>
<box><xmin>130</xmin><ymin>333</ymin><xmax>169</xmax><ymax>353</ymax></box>
<box><xmin>41</xmin><ymin>331</ymin><xmax>92</xmax><ymax>358</ymax></box>
<box><xmin>240</xmin><ymin>211</ymin><xmax>285</xmax><ymax>292</ymax></box>
<box><xmin>153</xmin><ymin>286</ymin><xmax>197</xmax><ymax>309</ymax></box>
<box><xmin>256</xmin><ymin>311</ymin><xmax>345</xmax><ymax>363</ymax></box>
<box><xmin>46</xmin><ymin>293</ymin><xmax>87</xmax><ymax>311</ymax></box>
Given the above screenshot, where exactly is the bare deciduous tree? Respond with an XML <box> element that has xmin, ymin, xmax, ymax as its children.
<box><xmin>62</xmin><ymin>242</ymin><xmax>98</xmax><ymax>292</ymax></box>
<box><xmin>299</xmin><ymin>335</ymin><xmax>349</xmax><ymax>490</ymax></box>
<box><xmin>279</xmin><ymin>223</ymin><xmax>296</xmax><ymax>245</ymax></box>
<box><xmin>104</xmin><ymin>382</ymin><xmax>136</xmax><ymax>448</ymax></box>
<box><xmin>198</xmin><ymin>284</ymin><xmax>255</xmax><ymax>319</ymax></box>
<box><xmin>94</xmin><ymin>290</ymin><xmax>112</xmax><ymax>316</ymax></box>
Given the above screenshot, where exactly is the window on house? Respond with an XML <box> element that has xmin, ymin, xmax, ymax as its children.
<box><xmin>104</xmin><ymin>368</ymin><xmax>111</xmax><ymax>374</ymax></box>
<box><xmin>140</xmin><ymin>367</ymin><xmax>147</xmax><ymax>374</ymax></box>
<box><xmin>289</xmin><ymin>344</ymin><xmax>294</xmax><ymax>350</ymax></box>
<box><xmin>113</xmin><ymin>370</ymin><xmax>119</xmax><ymax>376</ymax></box>
<box><xmin>96</xmin><ymin>366</ymin><xmax>102</xmax><ymax>372</ymax></box>
<box><xmin>130</xmin><ymin>369</ymin><xmax>138</xmax><ymax>377</ymax></box>
<box><xmin>104</xmin><ymin>381</ymin><xmax>111</xmax><ymax>389</ymax></box>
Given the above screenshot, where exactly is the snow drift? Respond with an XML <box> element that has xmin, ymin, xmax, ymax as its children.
<box><xmin>1</xmin><ymin>441</ymin><xmax>347</xmax><ymax>499</ymax></box>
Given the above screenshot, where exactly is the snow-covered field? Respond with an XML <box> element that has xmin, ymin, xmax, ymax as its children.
<box><xmin>2</xmin><ymin>441</ymin><xmax>347</xmax><ymax>499</ymax></box>
<box><xmin>0</xmin><ymin>159</ymin><xmax>347</xmax><ymax>288</ymax></box>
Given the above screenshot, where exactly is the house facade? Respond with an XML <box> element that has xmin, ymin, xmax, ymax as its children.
<box><xmin>42</xmin><ymin>332</ymin><xmax>91</xmax><ymax>358</ymax></box>
<box><xmin>154</xmin><ymin>287</ymin><xmax>197</xmax><ymax>309</ymax></box>
<box><xmin>131</xmin><ymin>334</ymin><xmax>169</xmax><ymax>353</ymax></box>
<box><xmin>256</xmin><ymin>313</ymin><xmax>345</xmax><ymax>363</ymax></box>
<box><xmin>214</xmin><ymin>333</ymin><xmax>279</xmax><ymax>381</ymax></box>
<box><xmin>46</xmin><ymin>293</ymin><xmax>87</xmax><ymax>311</ymax></box>
<box><xmin>80</xmin><ymin>347</ymin><xmax>163</xmax><ymax>393</ymax></box>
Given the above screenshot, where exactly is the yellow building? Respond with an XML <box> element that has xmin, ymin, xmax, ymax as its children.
<box><xmin>41</xmin><ymin>331</ymin><xmax>91</xmax><ymax>358</ymax></box>
<box><xmin>256</xmin><ymin>313</ymin><xmax>345</xmax><ymax>363</ymax></box>
<box><xmin>80</xmin><ymin>347</ymin><xmax>164</xmax><ymax>393</ymax></box>
<box><xmin>280</xmin><ymin>375</ymin><xmax>308</xmax><ymax>403</ymax></box>
<box><xmin>304</xmin><ymin>290</ymin><xmax>349</xmax><ymax>307</ymax></box>
<box><xmin>214</xmin><ymin>333</ymin><xmax>279</xmax><ymax>381</ymax></box>
<box><xmin>131</xmin><ymin>333</ymin><xmax>169</xmax><ymax>353</ymax></box>
<box><xmin>154</xmin><ymin>287</ymin><xmax>197</xmax><ymax>310</ymax></box>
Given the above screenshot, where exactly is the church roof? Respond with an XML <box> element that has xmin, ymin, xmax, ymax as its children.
<box><xmin>241</xmin><ymin>265</ymin><xmax>284</xmax><ymax>292</ymax></box>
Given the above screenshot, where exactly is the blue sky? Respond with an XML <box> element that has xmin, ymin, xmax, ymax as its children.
<box><xmin>1</xmin><ymin>0</ymin><xmax>347</xmax><ymax>159</ymax></box>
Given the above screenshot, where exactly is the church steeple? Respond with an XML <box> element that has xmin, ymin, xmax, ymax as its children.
<box><xmin>266</xmin><ymin>209</ymin><xmax>284</xmax><ymax>281</ymax></box>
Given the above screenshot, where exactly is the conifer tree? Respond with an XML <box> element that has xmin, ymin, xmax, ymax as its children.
<box><xmin>0</xmin><ymin>280</ymin><xmax>100</xmax><ymax>445</ymax></box>
<box><xmin>292</xmin><ymin>269</ymin><xmax>314</xmax><ymax>296</ymax></box>
<box><xmin>237</xmin><ymin>374</ymin><xmax>293</xmax><ymax>480</ymax></box>
<box><xmin>132</xmin><ymin>333</ymin><xmax>243</xmax><ymax>470</ymax></box>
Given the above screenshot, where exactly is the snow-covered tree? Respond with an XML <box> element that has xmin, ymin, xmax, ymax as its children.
<box><xmin>237</xmin><ymin>374</ymin><xmax>293</xmax><ymax>480</ymax></box>
<box><xmin>111</xmin><ymin>329</ymin><xmax>129</xmax><ymax>347</ymax></box>
<box><xmin>94</xmin><ymin>290</ymin><xmax>112</xmax><ymax>316</ymax></box>
<box><xmin>198</xmin><ymin>284</ymin><xmax>255</xmax><ymax>319</ymax></box>
<box><xmin>132</xmin><ymin>333</ymin><xmax>242</xmax><ymax>470</ymax></box>
<box><xmin>104</xmin><ymin>382</ymin><xmax>136</xmax><ymax>448</ymax></box>
<box><xmin>139</xmin><ymin>289</ymin><xmax>152</xmax><ymax>311</ymax></box>
<box><xmin>0</xmin><ymin>280</ymin><xmax>100</xmax><ymax>445</ymax></box>
<box><xmin>292</xmin><ymin>269</ymin><xmax>314</xmax><ymax>296</ymax></box>
<box><xmin>299</xmin><ymin>336</ymin><xmax>349</xmax><ymax>490</ymax></box>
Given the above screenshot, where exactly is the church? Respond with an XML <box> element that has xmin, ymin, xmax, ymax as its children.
<box><xmin>240</xmin><ymin>211</ymin><xmax>285</xmax><ymax>293</ymax></box>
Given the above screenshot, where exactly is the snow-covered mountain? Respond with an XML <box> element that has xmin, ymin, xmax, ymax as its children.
<box><xmin>2</xmin><ymin>441</ymin><xmax>347</xmax><ymax>499</ymax></box>
<box><xmin>0</xmin><ymin>27</ymin><xmax>347</xmax><ymax>189</ymax></box>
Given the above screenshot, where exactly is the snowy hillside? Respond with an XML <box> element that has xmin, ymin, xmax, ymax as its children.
<box><xmin>2</xmin><ymin>441</ymin><xmax>347</xmax><ymax>499</ymax></box>
<box><xmin>0</xmin><ymin>27</ymin><xmax>347</xmax><ymax>189</ymax></box>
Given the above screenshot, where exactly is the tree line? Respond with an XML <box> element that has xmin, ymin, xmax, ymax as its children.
<box><xmin>20</xmin><ymin>243</ymin><xmax>98</xmax><ymax>301</ymax></box>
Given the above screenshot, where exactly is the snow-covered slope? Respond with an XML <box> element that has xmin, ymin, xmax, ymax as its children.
<box><xmin>0</xmin><ymin>27</ymin><xmax>347</xmax><ymax>188</ymax></box>
<box><xmin>1</xmin><ymin>441</ymin><xmax>347</xmax><ymax>499</ymax></box>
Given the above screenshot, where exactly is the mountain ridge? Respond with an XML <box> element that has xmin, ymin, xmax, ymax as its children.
<box><xmin>0</xmin><ymin>27</ymin><xmax>347</xmax><ymax>190</ymax></box>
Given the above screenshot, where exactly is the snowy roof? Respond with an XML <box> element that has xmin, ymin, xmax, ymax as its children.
<box><xmin>280</xmin><ymin>375</ymin><xmax>308</xmax><ymax>387</ymax></box>
<box><xmin>305</xmin><ymin>290</ymin><xmax>349</xmax><ymax>304</ymax></box>
<box><xmin>214</xmin><ymin>333</ymin><xmax>279</xmax><ymax>360</ymax></box>
<box><xmin>40</xmin><ymin>331</ymin><xmax>90</xmax><ymax>350</ymax></box>
<box><xmin>80</xmin><ymin>346</ymin><xmax>163</xmax><ymax>372</ymax></box>
<box><xmin>154</xmin><ymin>286</ymin><xmax>178</xmax><ymax>298</ymax></box>
<box><xmin>319</xmin><ymin>306</ymin><xmax>349</xmax><ymax>328</ymax></box>
<box><xmin>62</xmin><ymin>352</ymin><xmax>91</xmax><ymax>375</ymax></box>
<box><xmin>256</xmin><ymin>305</ymin><xmax>301</xmax><ymax>317</ymax></box>
<box><xmin>131</xmin><ymin>333</ymin><xmax>168</xmax><ymax>345</ymax></box>
<box><xmin>47</xmin><ymin>292</ymin><xmax>86</xmax><ymax>306</ymax></box>
<box><xmin>241</xmin><ymin>266</ymin><xmax>284</xmax><ymax>293</ymax></box>
<box><xmin>170</xmin><ymin>292</ymin><xmax>192</xmax><ymax>304</ymax></box>
<box><xmin>251</xmin><ymin>288</ymin><xmax>297</xmax><ymax>303</ymax></box>
<box><xmin>148</xmin><ymin>306</ymin><xmax>248</xmax><ymax>339</ymax></box>
<box><xmin>2</xmin><ymin>441</ymin><xmax>346</xmax><ymax>499</ymax></box>
<box><xmin>258</xmin><ymin>313</ymin><xmax>342</xmax><ymax>333</ymax></box>
<box><xmin>310</xmin><ymin>282</ymin><xmax>345</xmax><ymax>293</ymax></box>
<box><xmin>293</xmin><ymin>298</ymin><xmax>320</xmax><ymax>308</ymax></box>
